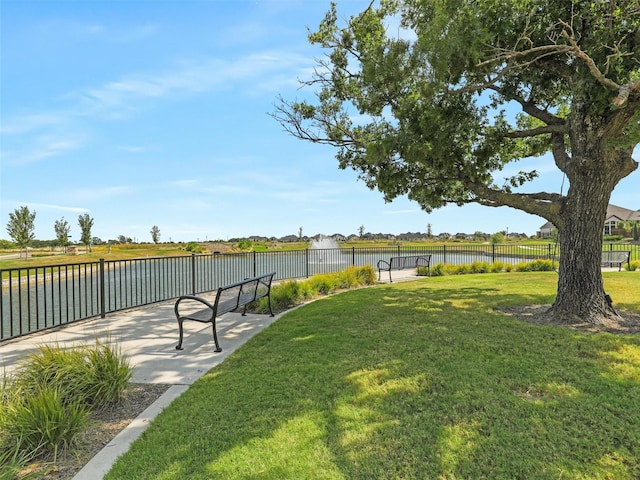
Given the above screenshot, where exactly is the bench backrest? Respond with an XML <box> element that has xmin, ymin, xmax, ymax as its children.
<box><xmin>601</xmin><ymin>251</ymin><xmax>631</xmax><ymax>262</ymax></box>
<box><xmin>389</xmin><ymin>255</ymin><xmax>431</xmax><ymax>270</ymax></box>
<box><xmin>214</xmin><ymin>272</ymin><xmax>275</xmax><ymax>315</ymax></box>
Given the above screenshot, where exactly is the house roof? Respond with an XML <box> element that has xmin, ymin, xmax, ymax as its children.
<box><xmin>538</xmin><ymin>204</ymin><xmax>639</xmax><ymax>230</ymax></box>
<box><xmin>605</xmin><ymin>204</ymin><xmax>639</xmax><ymax>222</ymax></box>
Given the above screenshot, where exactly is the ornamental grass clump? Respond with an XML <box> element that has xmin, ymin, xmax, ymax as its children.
<box><xmin>425</xmin><ymin>259</ymin><xmax>555</xmax><ymax>277</ymax></box>
<box><xmin>2</xmin><ymin>386</ymin><xmax>89</xmax><ymax>462</ymax></box>
<box><xmin>625</xmin><ymin>260</ymin><xmax>640</xmax><ymax>271</ymax></box>
<box><xmin>469</xmin><ymin>261</ymin><xmax>491</xmax><ymax>273</ymax></box>
<box><xmin>14</xmin><ymin>339</ymin><xmax>131</xmax><ymax>408</ymax></box>
<box><xmin>0</xmin><ymin>339</ymin><xmax>132</xmax><ymax>468</ymax></box>
<box><xmin>514</xmin><ymin>259</ymin><xmax>555</xmax><ymax>272</ymax></box>
<box><xmin>250</xmin><ymin>265</ymin><xmax>377</xmax><ymax>314</ymax></box>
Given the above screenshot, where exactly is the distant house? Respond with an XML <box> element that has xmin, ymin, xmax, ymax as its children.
<box><xmin>537</xmin><ymin>204</ymin><xmax>640</xmax><ymax>238</ymax></box>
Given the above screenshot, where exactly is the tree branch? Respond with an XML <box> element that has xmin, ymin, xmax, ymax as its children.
<box><xmin>480</xmin><ymin>17</ymin><xmax>638</xmax><ymax>108</ymax></box>
<box><xmin>469</xmin><ymin>183</ymin><xmax>564</xmax><ymax>223</ymax></box>
<box><xmin>493</xmin><ymin>87</ymin><xmax>565</xmax><ymax>126</ymax></box>
<box><xmin>558</xmin><ymin>20</ymin><xmax>621</xmax><ymax>92</ymax></box>
<box><xmin>505</xmin><ymin>124</ymin><xmax>568</xmax><ymax>139</ymax></box>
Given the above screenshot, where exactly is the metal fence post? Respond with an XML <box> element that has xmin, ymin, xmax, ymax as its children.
<box><xmin>191</xmin><ymin>254</ymin><xmax>196</xmax><ymax>295</ymax></box>
<box><xmin>253</xmin><ymin>251</ymin><xmax>257</xmax><ymax>277</ymax></box>
<box><xmin>99</xmin><ymin>259</ymin><xmax>106</xmax><ymax>318</ymax></box>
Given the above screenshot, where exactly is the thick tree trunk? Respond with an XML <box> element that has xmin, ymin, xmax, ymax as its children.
<box><xmin>548</xmin><ymin>171</ymin><xmax>618</xmax><ymax>324</ymax></box>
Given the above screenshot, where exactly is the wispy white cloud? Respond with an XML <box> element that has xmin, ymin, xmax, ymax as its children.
<box><xmin>0</xmin><ymin>112</ymin><xmax>68</xmax><ymax>135</ymax></box>
<box><xmin>2</xmin><ymin>135</ymin><xmax>83</xmax><ymax>166</ymax></box>
<box><xmin>25</xmin><ymin>202</ymin><xmax>89</xmax><ymax>214</ymax></box>
<box><xmin>2</xmin><ymin>49</ymin><xmax>311</xmax><ymax>165</ymax></box>
<box><xmin>70</xmin><ymin>51</ymin><xmax>311</xmax><ymax>117</ymax></box>
<box><xmin>60</xmin><ymin>20</ymin><xmax>157</xmax><ymax>42</ymax></box>
<box><xmin>63</xmin><ymin>185</ymin><xmax>133</xmax><ymax>203</ymax></box>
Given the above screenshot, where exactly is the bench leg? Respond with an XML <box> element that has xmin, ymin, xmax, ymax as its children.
<box><xmin>267</xmin><ymin>294</ymin><xmax>274</xmax><ymax>317</ymax></box>
<box><xmin>176</xmin><ymin>317</ymin><xmax>222</xmax><ymax>352</ymax></box>
<box><xmin>211</xmin><ymin>322</ymin><xmax>222</xmax><ymax>353</ymax></box>
<box><xmin>176</xmin><ymin>318</ymin><xmax>184</xmax><ymax>350</ymax></box>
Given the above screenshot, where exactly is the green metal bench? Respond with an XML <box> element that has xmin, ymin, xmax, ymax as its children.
<box><xmin>377</xmin><ymin>255</ymin><xmax>431</xmax><ymax>282</ymax></box>
<box><xmin>174</xmin><ymin>272</ymin><xmax>275</xmax><ymax>352</ymax></box>
<box><xmin>601</xmin><ymin>251</ymin><xmax>631</xmax><ymax>271</ymax></box>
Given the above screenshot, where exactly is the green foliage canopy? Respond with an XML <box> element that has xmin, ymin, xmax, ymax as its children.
<box><xmin>78</xmin><ymin>213</ymin><xmax>94</xmax><ymax>248</ymax></box>
<box><xmin>274</xmin><ymin>0</ymin><xmax>639</xmax><ymax>227</ymax></box>
<box><xmin>6</xmin><ymin>206</ymin><xmax>36</xmax><ymax>251</ymax></box>
<box><xmin>54</xmin><ymin>217</ymin><xmax>71</xmax><ymax>247</ymax></box>
<box><xmin>273</xmin><ymin>0</ymin><xmax>640</xmax><ymax>322</ymax></box>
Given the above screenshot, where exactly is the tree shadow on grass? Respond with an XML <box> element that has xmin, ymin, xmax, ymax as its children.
<box><xmin>106</xmin><ymin>278</ymin><xmax>640</xmax><ymax>479</ymax></box>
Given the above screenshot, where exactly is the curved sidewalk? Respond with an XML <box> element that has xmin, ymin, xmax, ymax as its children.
<box><xmin>0</xmin><ymin>270</ymin><xmax>418</xmax><ymax>479</ymax></box>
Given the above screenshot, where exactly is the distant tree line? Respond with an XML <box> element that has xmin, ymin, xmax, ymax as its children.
<box><xmin>3</xmin><ymin>206</ymin><xmax>636</xmax><ymax>253</ymax></box>
<box><xmin>2</xmin><ymin>206</ymin><xmax>167</xmax><ymax>253</ymax></box>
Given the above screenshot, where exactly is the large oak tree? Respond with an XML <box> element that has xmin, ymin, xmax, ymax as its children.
<box><xmin>274</xmin><ymin>0</ymin><xmax>640</xmax><ymax>324</ymax></box>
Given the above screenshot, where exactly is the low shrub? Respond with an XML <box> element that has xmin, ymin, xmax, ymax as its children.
<box><xmin>265</xmin><ymin>280</ymin><xmax>302</xmax><ymax>313</ymax></box>
<box><xmin>0</xmin><ymin>444</ymin><xmax>42</xmax><ymax>480</ymax></box>
<box><xmin>626</xmin><ymin>260</ymin><xmax>640</xmax><ymax>271</ymax></box>
<box><xmin>251</xmin><ymin>265</ymin><xmax>377</xmax><ymax>314</ymax></box>
<box><xmin>185</xmin><ymin>242</ymin><xmax>206</xmax><ymax>253</ymax></box>
<box><xmin>355</xmin><ymin>264</ymin><xmax>377</xmax><ymax>285</ymax></box>
<box><xmin>489</xmin><ymin>261</ymin><xmax>505</xmax><ymax>273</ymax></box>
<box><xmin>308</xmin><ymin>274</ymin><xmax>338</xmax><ymax>295</ymax></box>
<box><xmin>453</xmin><ymin>264</ymin><xmax>470</xmax><ymax>275</ymax></box>
<box><xmin>2</xmin><ymin>386</ymin><xmax>89</xmax><ymax>462</ymax></box>
<box><xmin>416</xmin><ymin>265</ymin><xmax>430</xmax><ymax>276</ymax></box>
<box><xmin>469</xmin><ymin>261</ymin><xmax>491</xmax><ymax>274</ymax></box>
<box><xmin>15</xmin><ymin>340</ymin><xmax>131</xmax><ymax>408</ymax></box>
<box><xmin>427</xmin><ymin>259</ymin><xmax>556</xmax><ymax>277</ymax></box>
<box><xmin>514</xmin><ymin>259</ymin><xmax>555</xmax><ymax>272</ymax></box>
<box><xmin>84</xmin><ymin>342</ymin><xmax>132</xmax><ymax>407</ymax></box>
<box><xmin>15</xmin><ymin>345</ymin><xmax>87</xmax><ymax>406</ymax></box>
<box><xmin>336</xmin><ymin>266</ymin><xmax>369</xmax><ymax>289</ymax></box>
<box><xmin>429</xmin><ymin>263</ymin><xmax>446</xmax><ymax>277</ymax></box>
<box><xmin>0</xmin><ymin>340</ymin><xmax>132</xmax><ymax>467</ymax></box>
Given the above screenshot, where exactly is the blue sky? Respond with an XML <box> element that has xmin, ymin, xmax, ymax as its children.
<box><xmin>1</xmin><ymin>0</ymin><xmax>638</xmax><ymax>243</ymax></box>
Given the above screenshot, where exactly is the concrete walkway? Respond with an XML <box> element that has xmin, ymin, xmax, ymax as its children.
<box><xmin>0</xmin><ymin>269</ymin><xmax>420</xmax><ymax>479</ymax></box>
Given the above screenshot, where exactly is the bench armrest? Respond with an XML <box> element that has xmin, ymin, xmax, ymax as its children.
<box><xmin>416</xmin><ymin>256</ymin><xmax>431</xmax><ymax>266</ymax></box>
<box><xmin>175</xmin><ymin>295</ymin><xmax>215</xmax><ymax>317</ymax></box>
<box><xmin>377</xmin><ymin>260</ymin><xmax>391</xmax><ymax>270</ymax></box>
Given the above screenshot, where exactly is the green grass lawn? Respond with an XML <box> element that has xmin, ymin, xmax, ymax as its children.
<box><xmin>105</xmin><ymin>272</ymin><xmax>640</xmax><ymax>480</ymax></box>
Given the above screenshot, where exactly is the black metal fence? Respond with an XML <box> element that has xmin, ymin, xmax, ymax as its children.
<box><xmin>2</xmin><ymin>243</ymin><xmax>637</xmax><ymax>342</ymax></box>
